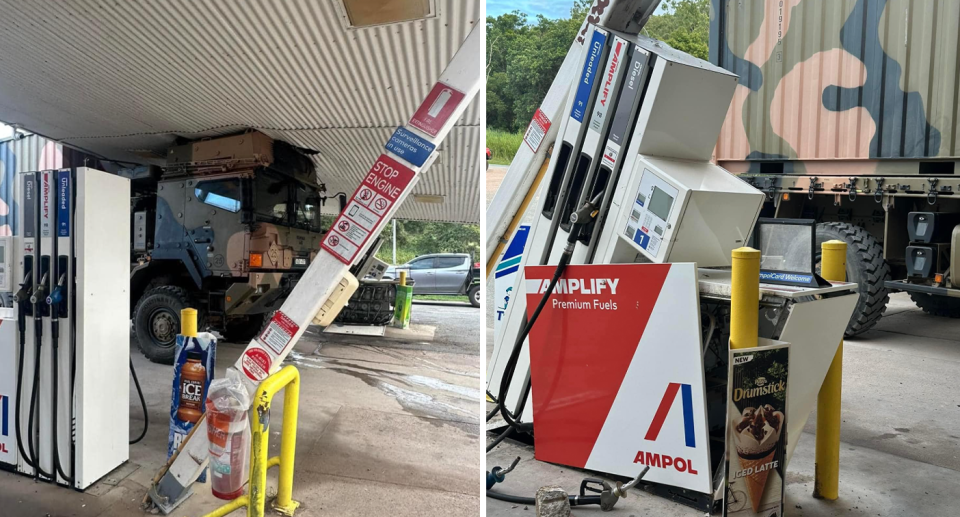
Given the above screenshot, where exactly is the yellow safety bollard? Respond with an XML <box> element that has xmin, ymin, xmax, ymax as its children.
<box><xmin>181</xmin><ymin>308</ymin><xmax>198</xmax><ymax>337</ymax></box>
<box><xmin>399</xmin><ymin>270</ymin><xmax>407</xmax><ymax>287</ymax></box>
<box><xmin>815</xmin><ymin>240</ymin><xmax>846</xmax><ymax>500</ymax></box>
<box><xmin>201</xmin><ymin>365</ymin><xmax>301</xmax><ymax>517</ymax></box>
<box><xmin>729</xmin><ymin>247</ymin><xmax>760</xmax><ymax>349</ymax></box>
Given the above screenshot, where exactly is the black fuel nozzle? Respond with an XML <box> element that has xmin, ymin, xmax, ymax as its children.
<box><xmin>30</xmin><ymin>272</ymin><xmax>49</xmax><ymax>305</ymax></box>
<box><xmin>565</xmin><ymin>191</ymin><xmax>606</xmax><ymax>252</ymax></box>
<box><xmin>582</xmin><ymin>466</ymin><xmax>649</xmax><ymax>511</ymax></box>
<box><xmin>14</xmin><ymin>274</ymin><xmax>33</xmax><ymax>304</ymax></box>
<box><xmin>486</xmin><ymin>456</ymin><xmax>520</xmax><ymax>490</ymax></box>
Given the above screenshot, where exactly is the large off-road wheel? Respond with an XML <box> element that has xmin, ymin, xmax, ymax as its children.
<box><xmin>222</xmin><ymin>314</ymin><xmax>266</xmax><ymax>343</ymax></box>
<box><xmin>909</xmin><ymin>292</ymin><xmax>960</xmax><ymax>317</ymax></box>
<box><xmin>133</xmin><ymin>286</ymin><xmax>199</xmax><ymax>364</ymax></box>
<box><xmin>815</xmin><ymin>222</ymin><xmax>890</xmax><ymax>337</ymax></box>
<box><xmin>468</xmin><ymin>285</ymin><xmax>480</xmax><ymax>307</ymax></box>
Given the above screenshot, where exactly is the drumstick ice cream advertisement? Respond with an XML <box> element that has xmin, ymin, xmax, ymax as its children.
<box><xmin>724</xmin><ymin>344</ymin><xmax>789</xmax><ymax>517</ymax></box>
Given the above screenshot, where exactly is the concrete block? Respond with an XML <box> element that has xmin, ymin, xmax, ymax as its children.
<box><xmin>535</xmin><ymin>485</ymin><xmax>570</xmax><ymax>517</ymax></box>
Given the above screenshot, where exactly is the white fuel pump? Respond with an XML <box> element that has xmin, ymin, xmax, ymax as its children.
<box><xmin>485</xmin><ymin>15</ymin><xmax>858</xmax><ymax>511</ymax></box>
<box><xmin>8</xmin><ymin>167</ymin><xmax>130</xmax><ymax>490</ymax></box>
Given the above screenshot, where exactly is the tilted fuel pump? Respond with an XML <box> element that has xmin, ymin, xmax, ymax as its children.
<box><xmin>4</xmin><ymin>168</ymin><xmax>130</xmax><ymax>490</ymax></box>
<box><xmin>486</xmin><ymin>5</ymin><xmax>859</xmax><ymax>511</ymax></box>
<box><xmin>146</xmin><ymin>21</ymin><xmax>485</xmax><ymax>513</ymax></box>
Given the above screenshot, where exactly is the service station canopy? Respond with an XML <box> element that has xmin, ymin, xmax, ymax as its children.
<box><xmin>0</xmin><ymin>0</ymin><xmax>482</xmax><ymax>223</ymax></box>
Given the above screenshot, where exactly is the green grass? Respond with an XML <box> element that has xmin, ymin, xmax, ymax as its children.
<box><xmin>414</xmin><ymin>294</ymin><xmax>469</xmax><ymax>302</ymax></box>
<box><xmin>486</xmin><ymin>128</ymin><xmax>524</xmax><ymax>164</ymax></box>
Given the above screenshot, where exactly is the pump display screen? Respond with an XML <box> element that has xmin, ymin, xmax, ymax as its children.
<box><xmin>648</xmin><ymin>186</ymin><xmax>674</xmax><ymax>220</ymax></box>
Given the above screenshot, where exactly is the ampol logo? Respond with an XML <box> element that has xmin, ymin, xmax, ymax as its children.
<box><xmin>633</xmin><ymin>382</ymin><xmax>698</xmax><ymax>475</ymax></box>
<box><xmin>0</xmin><ymin>394</ymin><xmax>7</xmax><ymax>437</ymax></box>
<box><xmin>645</xmin><ymin>382</ymin><xmax>696</xmax><ymax>448</ymax></box>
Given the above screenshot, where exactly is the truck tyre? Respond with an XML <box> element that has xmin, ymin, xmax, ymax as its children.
<box><xmin>815</xmin><ymin>222</ymin><xmax>890</xmax><ymax>337</ymax></box>
<box><xmin>908</xmin><ymin>293</ymin><xmax>960</xmax><ymax>317</ymax></box>
<box><xmin>222</xmin><ymin>314</ymin><xmax>266</xmax><ymax>343</ymax></box>
<box><xmin>133</xmin><ymin>285</ymin><xmax>199</xmax><ymax>364</ymax></box>
<box><xmin>468</xmin><ymin>285</ymin><xmax>480</xmax><ymax>307</ymax></box>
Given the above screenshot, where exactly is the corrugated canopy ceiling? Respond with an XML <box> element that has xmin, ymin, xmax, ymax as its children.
<box><xmin>0</xmin><ymin>0</ymin><xmax>482</xmax><ymax>223</ymax></box>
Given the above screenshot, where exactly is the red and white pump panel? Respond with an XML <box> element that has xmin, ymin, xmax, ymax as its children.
<box><xmin>524</xmin><ymin>263</ymin><xmax>712</xmax><ymax>494</ymax></box>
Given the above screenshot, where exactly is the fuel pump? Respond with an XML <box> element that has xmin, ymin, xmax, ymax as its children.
<box><xmin>8</xmin><ymin>167</ymin><xmax>129</xmax><ymax>490</ymax></box>
<box><xmin>485</xmin><ymin>17</ymin><xmax>859</xmax><ymax>511</ymax></box>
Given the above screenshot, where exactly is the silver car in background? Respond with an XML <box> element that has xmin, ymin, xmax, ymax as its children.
<box><xmin>384</xmin><ymin>253</ymin><xmax>480</xmax><ymax>306</ymax></box>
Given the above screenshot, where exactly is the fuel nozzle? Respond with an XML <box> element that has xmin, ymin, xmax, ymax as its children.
<box><xmin>588</xmin><ymin>466</ymin><xmax>649</xmax><ymax>511</ymax></box>
<box><xmin>46</xmin><ymin>273</ymin><xmax>67</xmax><ymax>306</ymax></box>
<box><xmin>565</xmin><ymin>191</ymin><xmax>606</xmax><ymax>253</ymax></box>
<box><xmin>486</xmin><ymin>456</ymin><xmax>520</xmax><ymax>490</ymax></box>
<box><xmin>14</xmin><ymin>274</ymin><xmax>33</xmax><ymax>304</ymax></box>
<box><xmin>568</xmin><ymin>191</ymin><xmax>605</xmax><ymax>227</ymax></box>
<box><xmin>30</xmin><ymin>272</ymin><xmax>49</xmax><ymax>305</ymax></box>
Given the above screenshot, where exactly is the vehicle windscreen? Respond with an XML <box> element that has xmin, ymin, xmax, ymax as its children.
<box><xmin>252</xmin><ymin>170</ymin><xmax>323</xmax><ymax>231</ymax></box>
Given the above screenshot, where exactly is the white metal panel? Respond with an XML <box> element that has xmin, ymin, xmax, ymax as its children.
<box><xmin>75</xmin><ymin>167</ymin><xmax>129</xmax><ymax>489</ymax></box>
<box><xmin>778</xmin><ymin>293</ymin><xmax>859</xmax><ymax>468</ymax></box>
<box><xmin>0</xmin><ymin>0</ymin><xmax>481</xmax><ymax>223</ymax></box>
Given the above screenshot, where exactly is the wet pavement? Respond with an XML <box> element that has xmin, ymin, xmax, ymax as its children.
<box><xmin>0</xmin><ymin>303</ymin><xmax>483</xmax><ymax>516</ymax></box>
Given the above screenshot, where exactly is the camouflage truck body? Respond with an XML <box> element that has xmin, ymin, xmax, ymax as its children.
<box><xmin>712</xmin><ymin>0</ymin><xmax>960</xmax><ymax>333</ymax></box>
<box><xmin>128</xmin><ymin>131</ymin><xmax>328</xmax><ymax>362</ymax></box>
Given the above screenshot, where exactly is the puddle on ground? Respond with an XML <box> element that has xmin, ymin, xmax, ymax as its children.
<box><xmin>285</xmin><ymin>351</ymin><xmax>480</xmax><ymax>429</ymax></box>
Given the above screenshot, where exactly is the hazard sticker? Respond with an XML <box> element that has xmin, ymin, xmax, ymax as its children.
<box><xmin>258</xmin><ymin>311</ymin><xmax>300</xmax><ymax>355</ymax></box>
<box><xmin>241</xmin><ymin>348</ymin><xmax>271</xmax><ymax>382</ymax></box>
<box><xmin>409</xmin><ymin>82</ymin><xmax>465</xmax><ymax>137</ymax></box>
<box><xmin>524</xmin><ymin>109</ymin><xmax>551</xmax><ymax>153</ymax></box>
<box><xmin>355</xmin><ymin>186</ymin><xmax>376</xmax><ymax>206</ymax></box>
<box><xmin>368</xmin><ymin>194</ymin><xmax>391</xmax><ymax>216</ymax></box>
<box><xmin>335</xmin><ymin>218</ymin><xmax>369</xmax><ymax>245</ymax></box>
<box><xmin>322</xmin><ymin>154</ymin><xmax>416</xmax><ymax>264</ymax></box>
<box><xmin>343</xmin><ymin>202</ymin><xmax>379</xmax><ymax>230</ymax></box>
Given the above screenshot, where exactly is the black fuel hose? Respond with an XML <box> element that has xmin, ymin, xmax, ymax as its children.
<box><xmin>14</xmin><ymin>283</ymin><xmax>35</xmax><ymax>469</ymax></box>
<box><xmin>50</xmin><ymin>317</ymin><xmax>74</xmax><ymax>483</ymax></box>
<box><xmin>486</xmin><ymin>490</ymin><xmax>601</xmax><ymax>507</ymax></box>
<box><xmin>489</xmin><ymin>192</ymin><xmax>604</xmax><ymax>436</ymax></box>
<box><xmin>129</xmin><ymin>358</ymin><xmax>148</xmax><ymax>444</ymax></box>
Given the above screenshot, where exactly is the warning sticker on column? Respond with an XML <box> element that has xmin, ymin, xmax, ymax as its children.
<box><xmin>258</xmin><ymin>310</ymin><xmax>300</xmax><ymax>355</ymax></box>
<box><xmin>368</xmin><ymin>194</ymin><xmax>391</xmax><ymax>216</ymax></box>
<box><xmin>241</xmin><ymin>348</ymin><xmax>271</xmax><ymax>382</ymax></box>
<box><xmin>524</xmin><ymin>109</ymin><xmax>551</xmax><ymax>153</ymax></box>
<box><xmin>322</xmin><ymin>154</ymin><xmax>416</xmax><ymax>264</ymax></box>
<box><xmin>335</xmin><ymin>218</ymin><xmax>369</xmax><ymax>245</ymax></box>
<box><xmin>343</xmin><ymin>202</ymin><xmax>378</xmax><ymax>230</ymax></box>
<box><xmin>355</xmin><ymin>186</ymin><xmax>376</xmax><ymax>206</ymax></box>
<box><xmin>323</xmin><ymin>232</ymin><xmax>359</xmax><ymax>263</ymax></box>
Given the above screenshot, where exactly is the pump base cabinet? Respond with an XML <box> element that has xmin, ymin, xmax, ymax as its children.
<box><xmin>4</xmin><ymin>168</ymin><xmax>130</xmax><ymax>490</ymax></box>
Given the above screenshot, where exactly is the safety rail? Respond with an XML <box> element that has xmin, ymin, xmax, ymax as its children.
<box><xmin>202</xmin><ymin>365</ymin><xmax>301</xmax><ymax>517</ymax></box>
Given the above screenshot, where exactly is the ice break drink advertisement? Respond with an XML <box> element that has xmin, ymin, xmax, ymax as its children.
<box><xmin>724</xmin><ymin>344</ymin><xmax>788</xmax><ymax>517</ymax></box>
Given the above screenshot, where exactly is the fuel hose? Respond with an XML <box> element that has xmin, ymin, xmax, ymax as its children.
<box><xmin>488</xmin><ymin>191</ymin><xmax>605</xmax><ymax>435</ymax></box>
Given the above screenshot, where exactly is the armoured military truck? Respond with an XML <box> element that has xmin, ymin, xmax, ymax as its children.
<box><xmin>710</xmin><ymin>0</ymin><xmax>960</xmax><ymax>336</ymax></box>
<box><xmin>125</xmin><ymin>131</ymin><xmax>328</xmax><ymax>363</ymax></box>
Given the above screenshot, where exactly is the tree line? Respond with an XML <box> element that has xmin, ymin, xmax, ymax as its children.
<box><xmin>486</xmin><ymin>0</ymin><xmax>710</xmax><ymax>133</ymax></box>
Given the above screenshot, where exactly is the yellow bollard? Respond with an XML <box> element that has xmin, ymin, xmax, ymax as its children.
<box><xmin>181</xmin><ymin>308</ymin><xmax>198</xmax><ymax>337</ymax></box>
<box><xmin>815</xmin><ymin>240</ymin><xmax>846</xmax><ymax>500</ymax></box>
<box><xmin>729</xmin><ymin>247</ymin><xmax>760</xmax><ymax>349</ymax></box>
<box><xmin>201</xmin><ymin>366</ymin><xmax>301</xmax><ymax>517</ymax></box>
<box><xmin>399</xmin><ymin>270</ymin><xmax>407</xmax><ymax>287</ymax></box>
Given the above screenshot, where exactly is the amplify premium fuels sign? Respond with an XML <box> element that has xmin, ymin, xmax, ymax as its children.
<box><xmin>523</xmin><ymin>263</ymin><xmax>712</xmax><ymax>494</ymax></box>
